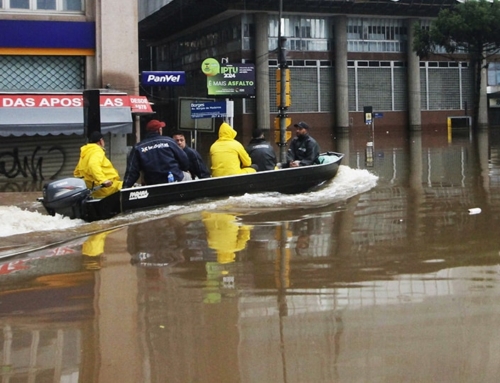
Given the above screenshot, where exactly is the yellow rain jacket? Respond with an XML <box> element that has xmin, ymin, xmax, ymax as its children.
<box><xmin>74</xmin><ymin>143</ymin><xmax>123</xmax><ymax>198</ymax></box>
<box><xmin>202</xmin><ymin>212</ymin><xmax>253</xmax><ymax>264</ymax></box>
<box><xmin>210</xmin><ymin>122</ymin><xmax>256</xmax><ymax>177</ymax></box>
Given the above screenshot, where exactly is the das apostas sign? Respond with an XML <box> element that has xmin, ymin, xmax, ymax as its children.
<box><xmin>0</xmin><ymin>94</ymin><xmax>153</xmax><ymax>113</ymax></box>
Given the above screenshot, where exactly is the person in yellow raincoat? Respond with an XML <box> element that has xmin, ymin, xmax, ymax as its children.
<box><xmin>209</xmin><ymin>122</ymin><xmax>257</xmax><ymax>177</ymax></box>
<box><xmin>202</xmin><ymin>211</ymin><xmax>253</xmax><ymax>264</ymax></box>
<box><xmin>74</xmin><ymin>131</ymin><xmax>123</xmax><ymax>198</ymax></box>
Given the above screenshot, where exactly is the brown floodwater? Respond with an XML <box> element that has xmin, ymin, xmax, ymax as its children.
<box><xmin>0</xmin><ymin>127</ymin><xmax>500</xmax><ymax>382</ymax></box>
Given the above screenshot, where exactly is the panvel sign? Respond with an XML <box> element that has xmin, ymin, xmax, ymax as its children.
<box><xmin>201</xmin><ymin>58</ymin><xmax>255</xmax><ymax>98</ymax></box>
<box><xmin>141</xmin><ymin>71</ymin><xmax>186</xmax><ymax>86</ymax></box>
<box><xmin>0</xmin><ymin>94</ymin><xmax>153</xmax><ymax>113</ymax></box>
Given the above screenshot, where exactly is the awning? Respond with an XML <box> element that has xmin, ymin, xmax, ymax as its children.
<box><xmin>0</xmin><ymin>94</ymin><xmax>153</xmax><ymax>137</ymax></box>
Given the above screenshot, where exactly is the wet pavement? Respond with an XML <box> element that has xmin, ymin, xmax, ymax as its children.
<box><xmin>1</xmin><ymin>127</ymin><xmax>500</xmax><ymax>382</ymax></box>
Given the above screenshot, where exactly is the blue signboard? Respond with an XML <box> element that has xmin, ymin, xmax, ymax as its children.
<box><xmin>141</xmin><ymin>71</ymin><xmax>186</xmax><ymax>86</ymax></box>
<box><xmin>374</xmin><ymin>112</ymin><xmax>384</xmax><ymax>118</ymax></box>
<box><xmin>190</xmin><ymin>101</ymin><xmax>227</xmax><ymax>119</ymax></box>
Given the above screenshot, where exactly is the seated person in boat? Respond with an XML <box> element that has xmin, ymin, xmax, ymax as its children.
<box><xmin>245</xmin><ymin>128</ymin><xmax>277</xmax><ymax>171</ymax></box>
<box><xmin>171</xmin><ymin>131</ymin><xmax>211</xmax><ymax>179</ymax></box>
<box><xmin>210</xmin><ymin>122</ymin><xmax>257</xmax><ymax>177</ymax></box>
<box><xmin>122</xmin><ymin>120</ymin><xmax>190</xmax><ymax>187</ymax></box>
<box><xmin>73</xmin><ymin>131</ymin><xmax>123</xmax><ymax>198</ymax></box>
<box><xmin>284</xmin><ymin>121</ymin><xmax>320</xmax><ymax>168</ymax></box>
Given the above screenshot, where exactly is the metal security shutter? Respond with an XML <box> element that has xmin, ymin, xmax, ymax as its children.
<box><xmin>0</xmin><ymin>134</ymin><xmax>86</xmax><ymax>185</ymax></box>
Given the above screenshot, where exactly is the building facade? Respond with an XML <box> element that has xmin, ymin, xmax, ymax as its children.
<box><xmin>138</xmin><ymin>0</ymin><xmax>500</xmax><ymax>154</ymax></box>
<box><xmin>0</xmin><ymin>0</ymin><xmax>141</xmax><ymax>190</ymax></box>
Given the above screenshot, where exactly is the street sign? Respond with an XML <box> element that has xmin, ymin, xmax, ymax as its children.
<box><xmin>201</xmin><ymin>58</ymin><xmax>255</xmax><ymax>98</ymax></box>
<box><xmin>190</xmin><ymin>101</ymin><xmax>227</xmax><ymax>119</ymax></box>
<box><xmin>373</xmin><ymin>112</ymin><xmax>384</xmax><ymax>118</ymax></box>
<box><xmin>141</xmin><ymin>71</ymin><xmax>186</xmax><ymax>86</ymax></box>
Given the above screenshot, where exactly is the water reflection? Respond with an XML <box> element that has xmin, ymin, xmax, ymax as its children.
<box><xmin>3</xmin><ymin>128</ymin><xmax>500</xmax><ymax>382</ymax></box>
<box><xmin>127</xmin><ymin>219</ymin><xmax>186</xmax><ymax>267</ymax></box>
<box><xmin>0</xmin><ymin>235</ymin><xmax>97</xmax><ymax>382</ymax></box>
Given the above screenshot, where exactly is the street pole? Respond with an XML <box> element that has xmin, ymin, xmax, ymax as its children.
<box><xmin>278</xmin><ymin>0</ymin><xmax>288</xmax><ymax>163</ymax></box>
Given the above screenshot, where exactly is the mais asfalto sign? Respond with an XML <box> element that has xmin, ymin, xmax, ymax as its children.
<box><xmin>201</xmin><ymin>58</ymin><xmax>255</xmax><ymax>98</ymax></box>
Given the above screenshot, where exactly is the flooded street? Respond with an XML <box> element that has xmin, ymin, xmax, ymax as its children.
<box><xmin>1</xmin><ymin>127</ymin><xmax>500</xmax><ymax>382</ymax></box>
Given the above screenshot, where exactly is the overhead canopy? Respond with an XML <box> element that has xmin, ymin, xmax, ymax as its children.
<box><xmin>0</xmin><ymin>107</ymin><xmax>132</xmax><ymax>137</ymax></box>
<box><xmin>0</xmin><ymin>93</ymin><xmax>153</xmax><ymax>137</ymax></box>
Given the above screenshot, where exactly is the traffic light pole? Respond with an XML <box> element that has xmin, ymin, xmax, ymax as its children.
<box><xmin>278</xmin><ymin>37</ymin><xmax>288</xmax><ymax>163</ymax></box>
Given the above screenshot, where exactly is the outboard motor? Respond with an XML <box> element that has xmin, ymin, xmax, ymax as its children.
<box><xmin>40</xmin><ymin>178</ymin><xmax>91</xmax><ymax>219</ymax></box>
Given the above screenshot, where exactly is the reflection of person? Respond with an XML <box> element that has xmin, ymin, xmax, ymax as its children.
<box><xmin>127</xmin><ymin>219</ymin><xmax>186</xmax><ymax>267</ymax></box>
<box><xmin>209</xmin><ymin>122</ymin><xmax>257</xmax><ymax>177</ymax></box>
<box><xmin>81</xmin><ymin>231</ymin><xmax>113</xmax><ymax>257</ymax></box>
<box><xmin>246</xmin><ymin>128</ymin><xmax>277</xmax><ymax>171</ymax></box>
<box><xmin>202</xmin><ymin>211</ymin><xmax>253</xmax><ymax>264</ymax></box>
<box><xmin>81</xmin><ymin>230</ymin><xmax>115</xmax><ymax>270</ymax></box>
<box><xmin>73</xmin><ymin>131</ymin><xmax>123</xmax><ymax>198</ymax></box>
<box><xmin>123</xmin><ymin>120</ymin><xmax>190</xmax><ymax>187</ymax></box>
<box><xmin>172</xmin><ymin>131</ymin><xmax>211</xmax><ymax>179</ymax></box>
<box><xmin>285</xmin><ymin>121</ymin><xmax>320</xmax><ymax>167</ymax></box>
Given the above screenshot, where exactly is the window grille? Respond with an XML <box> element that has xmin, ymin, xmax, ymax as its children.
<box><xmin>421</xmin><ymin>63</ymin><xmax>471</xmax><ymax>111</ymax></box>
<box><xmin>347</xmin><ymin>17</ymin><xmax>407</xmax><ymax>53</ymax></box>
<box><xmin>319</xmin><ymin>67</ymin><xmax>334</xmax><ymax>112</ymax></box>
<box><xmin>393</xmin><ymin>67</ymin><xmax>408</xmax><ymax>111</ymax></box>
<box><xmin>0</xmin><ymin>56</ymin><xmax>84</xmax><ymax>90</ymax></box>
<box><xmin>290</xmin><ymin>67</ymin><xmax>319</xmax><ymax>112</ymax></box>
<box><xmin>358</xmin><ymin>67</ymin><xmax>392</xmax><ymax>111</ymax></box>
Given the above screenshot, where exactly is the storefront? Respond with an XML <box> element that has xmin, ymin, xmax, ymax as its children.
<box><xmin>0</xmin><ymin>92</ymin><xmax>153</xmax><ymax>190</ymax></box>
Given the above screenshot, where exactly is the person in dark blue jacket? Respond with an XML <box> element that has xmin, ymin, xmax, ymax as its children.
<box><xmin>123</xmin><ymin>120</ymin><xmax>190</xmax><ymax>188</ymax></box>
<box><xmin>172</xmin><ymin>131</ymin><xmax>211</xmax><ymax>179</ymax></box>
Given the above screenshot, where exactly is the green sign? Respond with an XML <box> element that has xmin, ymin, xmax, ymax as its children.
<box><xmin>201</xmin><ymin>58</ymin><xmax>255</xmax><ymax>98</ymax></box>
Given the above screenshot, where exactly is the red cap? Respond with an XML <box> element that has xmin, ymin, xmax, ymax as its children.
<box><xmin>146</xmin><ymin>119</ymin><xmax>166</xmax><ymax>131</ymax></box>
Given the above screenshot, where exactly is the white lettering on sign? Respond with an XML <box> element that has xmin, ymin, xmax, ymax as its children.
<box><xmin>38</xmin><ymin>97</ymin><xmax>82</xmax><ymax>107</ymax></box>
<box><xmin>130</xmin><ymin>97</ymin><xmax>148</xmax><ymax>104</ymax></box>
<box><xmin>101</xmin><ymin>97</ymin><xmax>125</xmax><ymax>107</ymax></box>
<box><xmin>129</xmin><ymin>190</ymin><xmax>149</xmax><ymax>200</ymax></box>
<box><xmin>147</xmin><ymin>74</ymin><xmax>181</xmax><ymax>83</ymax></box>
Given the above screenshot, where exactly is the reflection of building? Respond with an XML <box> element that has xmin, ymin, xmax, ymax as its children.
<box><xmin>0</xmin><ymin>240</ymin><xmax>96</xmax><ymax>381</ymax></box>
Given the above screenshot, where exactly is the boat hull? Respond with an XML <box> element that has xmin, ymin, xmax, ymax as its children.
<box><xmin>41</xmin><ymin>152</ymin><xmax>343</xmax><ymax>222</ymax></box>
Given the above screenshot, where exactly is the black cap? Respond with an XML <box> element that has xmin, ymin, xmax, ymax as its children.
<box><xmin>252</xmin><ymin>128</ymin><xmax>263</xmax><ymax>139</ymax></box>
<box><xmin>89</xmin><ymin>131</ymin><xmax>104</xmax><ymax>143</ymax></box>
<box><xmin>294</xmin><ymin>121</ymin><xmax>310</xmax><ymax>130</ymax></box>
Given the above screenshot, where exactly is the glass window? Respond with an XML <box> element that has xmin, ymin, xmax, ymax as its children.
<box><xmin>37</xmin><ymin>0</ymin><xmax>56</xmax><ymax>10</ymax></box>
<box><xmin>10</xmin><ymin>0</ymin><xmax>29</xmax><ymax>9</ymax></box>
<box><xmin>63</xmin><ymin>0</ymin><xmax>82</xmax><ymax>11</ymax></box>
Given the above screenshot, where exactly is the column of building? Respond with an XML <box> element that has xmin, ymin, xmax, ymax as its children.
<box><xmin>255</xmin><ymin>13</ymin><xmax>271</xmax><ymax>132</ymax></box>
<box><xmin>334</xmin><ymin>16</ymin><xmax>350</xmax><ymax>133</ymax></box>
<box><xmin>407</xmin><ymin>18</ymin><xmax>422</xmax><ymax>131</ymax></box>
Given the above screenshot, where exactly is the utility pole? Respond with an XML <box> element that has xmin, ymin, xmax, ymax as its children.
<box><xmin>277</xmin><ymin>0</ymin><xmax>290</xmax><ymax>163</ymax></box>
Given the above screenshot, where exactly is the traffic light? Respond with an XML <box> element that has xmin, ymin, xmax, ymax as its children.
<box><xmin>276</xmin><ymin>68</ymin><xmax>291</xmax><ymax>107</ymax></box>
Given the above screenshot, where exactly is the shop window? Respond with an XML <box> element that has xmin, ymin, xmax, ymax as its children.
<box><xmin>37</xmin><ymin>0</ymin><xmax>55</xmax><ymax>9</ymax></box>
<box><xmin>0</xmin><ymin>0</ymin><xmax>82</xmax><ymax>12</ymax></box>
<box><xmin>11</xmin><ymin>0</ymin><xmax>28</xmax><ymax>8</ymax></box>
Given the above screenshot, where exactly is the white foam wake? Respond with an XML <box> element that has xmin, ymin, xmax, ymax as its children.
<box><xmin>0</xmin><ymin>206</ymin><xmax>82</xmax><ymax>237</ymax></box>
<box><xmin>0</xmin><ymin>166</ymin><xmax>378</xmax><ymax>237</ymax></box>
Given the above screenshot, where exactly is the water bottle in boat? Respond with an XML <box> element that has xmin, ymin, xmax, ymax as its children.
<box><xmin>167</xmin><ymin>172</ymin><xmax>174</xmax><ymax>183</ymax></box>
